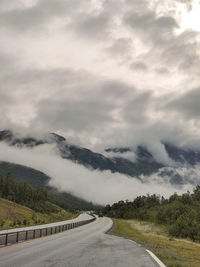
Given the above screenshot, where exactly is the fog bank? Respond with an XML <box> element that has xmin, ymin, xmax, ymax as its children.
<box><xmin>0</xmin><ymin>143</ymin><xmax>194</xmax><ymax>205</ymax></box>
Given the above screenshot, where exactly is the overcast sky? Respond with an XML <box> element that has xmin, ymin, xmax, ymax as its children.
<box><xmin>1</xmin><ymin>0</ymin><xmax>200</xmax><ymax>151</ymax></box>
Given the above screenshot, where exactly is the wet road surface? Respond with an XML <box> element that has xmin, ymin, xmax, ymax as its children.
<box><xmin>0</xmin><ymin>216</ymin><xmax>159</xmax><ymax>267</ymax></box>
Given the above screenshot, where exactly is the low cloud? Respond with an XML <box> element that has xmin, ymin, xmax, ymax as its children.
<box><xmin>0</xmin><ymin>143</ymin><xmax>194</xmax><ymax>205</ymax></box>
<box><xmin>166</xmin><ymin>87</ymin><xmax>200</xmax><ymax>119</ymax></box>
<box><xmin>141</xmin><ymin>165</ymin><xmax>200</xmax><ymax>186</ymax></box>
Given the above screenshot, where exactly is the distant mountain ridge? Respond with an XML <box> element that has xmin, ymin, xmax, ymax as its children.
<box><xmin>0</xmin><ymin>130</ymin><xmax>163</xmax><ymax>177</ymax></box>
<box><xmin>1</xmin><ymin>130</ymin><xmax>200</xmax><ymax>185</ymax></box>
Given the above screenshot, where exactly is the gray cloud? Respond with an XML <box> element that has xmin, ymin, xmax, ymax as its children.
<box><xmin>28</xmin><ymin>74</ymin><xmax>136</xmax><ymax>135</ymax></box>
<box><xmin>0</xmin><ymin>63</ymin><xmax>199</xmax><ymax>156</ymax></box>
<box><xmin>0</xmin><ymin>0</ymin><xmax>81</xmax><ymax>32</ymax></box>
<box><xmin>123</xmin><ymin>4</ymin><xmax>200</xmax><ymax>73</ymax></box>
<box><xmin>130</xmin><ymin>61</ymin><xmax>148</xmax><ymax>71</ymax></box>
<box><xmin>166</xmin><ymin>88</ymin><xmax>200</xmax><ymax>119</ymax></box>
<box><xmin>33</xmin><ymin>97</ymin><xmax>116</xmax><ymax>132</ymax></box>
<box><xmin>0</xmin><ymin>53</ymin><xmax>17</xmax><ymax>73</ymax></box>
<box><xmin>124</xmin><ymin>11</ymin><xmax>178</xmax><ymax>44</ymax></box>
<box><xmin>69</xmin><ymin>10</ymin><xmax>113</xmax><ymax>41</ymax></box>
<box><xmin>161</xmin><ymin>30</ymin><xmax>200</xmax><ymax>71</ymax></box>
<box><xmin>105</xmin><ymin>38</ymin><xmax>133</xmax><ymax>60</ymax></box>
<box><xmin>0</xmin><ymin>0</ymin><xmax>199</xmax><ymax>154</ymax></box>
<box><xmin>121</xmin><ymin>91</ymin><xmax>152</xmax><ymax>124</ymax></box>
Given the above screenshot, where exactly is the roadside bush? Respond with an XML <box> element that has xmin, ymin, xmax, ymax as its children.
<box><xmin>103</xmin><ymin>185</ymin><xmax>200</xmax><ymax>242</ymax></box>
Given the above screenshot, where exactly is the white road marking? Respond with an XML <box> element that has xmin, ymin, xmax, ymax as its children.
<box><xmin>146</xmin><ymin>249</ymin><xmax>166</xmax><ymax>267</ymax></box>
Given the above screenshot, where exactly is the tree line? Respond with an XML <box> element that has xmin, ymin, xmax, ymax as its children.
<box><xmin>0</xmin><ymin>174</ymin><xmax>57</xmax><ymax>213</ymax></box>
<box><xmin>103</xmin><ymin>186</ymin><xmax>200</xmax><ymax>242</ymax></box>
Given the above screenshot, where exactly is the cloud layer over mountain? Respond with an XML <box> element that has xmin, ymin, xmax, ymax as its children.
<box><xmin>0</xmin><ymin>143</ymin><xmax>194</xmax><ymax>204</ymax></box>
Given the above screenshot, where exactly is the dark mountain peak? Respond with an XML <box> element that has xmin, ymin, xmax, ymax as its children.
<box><xmin>105</xmin><ymin>147</ymin><xmax>131</xmax><ymax>153</ymax></box>
<box><xmin>0</xmin><ymin>130</ymin><xmax>44</xmax><ymax>147</ymax></box>
<box><xmin>0</xmin><ymin>130</ymin><xmax>13</xmax><ymax>142</ymax></box>
<box><xmin>0</xmin><ymin>130</ymin><xmax>67</xmax><ymax>147</ymax></box>
<box><xmin>49</xmin><ymin>133</ymin><xmax>66</xmax><ymax>143</ymax></box>
<box><xmin>164</xmin><ymin>142</ymin><xmax>200</xmax><ymax>165</ymax></box>
<box><xmin>136</xmin><ymin>146</ymin><xmax>153</xmax><ymax>159</ymax></box>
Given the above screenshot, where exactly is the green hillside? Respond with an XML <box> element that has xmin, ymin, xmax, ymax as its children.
<box><xmin>0</xmin><ymin>174</ymin><xmax>79</xmax><ymax>230</ymax></box>
<box><xmin>0</xmin><ymin>197</ymin><xmax>77</xmax><ymax>230</ymax></box>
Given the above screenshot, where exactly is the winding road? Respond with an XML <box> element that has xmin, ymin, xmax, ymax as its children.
<box><xmin>0</xmin><ymin>215</ymin><xmax>160</xmax><ymax>267</ymax></box>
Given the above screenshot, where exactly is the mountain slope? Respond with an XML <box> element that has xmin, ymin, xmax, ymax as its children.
<box><xmin>0</xmin><ymin>197</ymin><xmax>77</xmax><ymax>230</ymax></box>
<box><xmin>0</xmin><ymin>162</ymin><xmax>96</xmax><ymax>211</ymax></box>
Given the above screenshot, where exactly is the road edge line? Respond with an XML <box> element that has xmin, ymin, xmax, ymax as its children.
<box><xmin>104</xmin><ymin>218</ymin><xmax>114</xmax><ymax>234</ymax></box>
<box><xmin>146</xmin><ymin>249</ymin><xmax>166</xmax><ymax>267</ymax></box>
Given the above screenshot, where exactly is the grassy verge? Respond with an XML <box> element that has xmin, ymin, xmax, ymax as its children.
<box><xmin>0</xmin><ymin>197</ymin><xmax>79</xmax><ymax>230</ymax></box>
<box><xmin>110</xmin><ymin>218</ymin><xmax>200</xmax><ymax>267</ymax></box>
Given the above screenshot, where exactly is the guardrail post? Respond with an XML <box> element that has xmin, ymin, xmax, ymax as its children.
<box><xmin>25</xmin><ymin>231</ymin><xmax>28</xmax><ymax>240</ymax></box>
<box><xmin>5</xmin><ymin>234</ymin><xmax>8</xmax><ymax>246</ymax></box>
<box><xmin>33</xmin><ymin>230</ymin><xmax>36</xmax><ymax>239</ymax></box>
<box><xmin>40</xmin><ymin>229</ymin><xmax>42</xmax><ymax>237</ymax></box>
<box><xmin>16</xmin><ymin>232</ymin><xmax>19</xmax><ymax>243</ymax></box>
<box><xmin>46</xmin><ymin>228</ymin><xmax>48</xmax><ymax>236</ymax></box>
<box><xmin>51</xmin><ymin>227</ymin><xmax>53</xmax><ymax>235</ymax></box>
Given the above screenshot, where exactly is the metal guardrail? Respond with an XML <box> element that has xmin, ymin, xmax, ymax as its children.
<box><xmin>0</xmin><ymin>217</ymin><xmax>96</xmax><ymax>247</ymax></box>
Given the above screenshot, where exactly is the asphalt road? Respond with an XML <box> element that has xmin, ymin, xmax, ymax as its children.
<box><xmin>0</xmin><ymin>216</ymin><xmax>159</xmax><ymax>267</ymax></box>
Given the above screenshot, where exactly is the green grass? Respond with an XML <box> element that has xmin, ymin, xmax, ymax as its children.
<box><xmin>110</xmin><ymin>218</ymin><xmax>200</xmax><ymax>267</ymax></box>
<box><xmin>0</xmin><ymin>197</ymin><xmax>78</xmax><ymax>230</ymax></box>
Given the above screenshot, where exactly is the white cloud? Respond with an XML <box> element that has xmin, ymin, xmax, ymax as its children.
<box><xmin>0</xmin><ymin>143</ymin><xmax>193</xmax><ymax>205</ymax></box>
